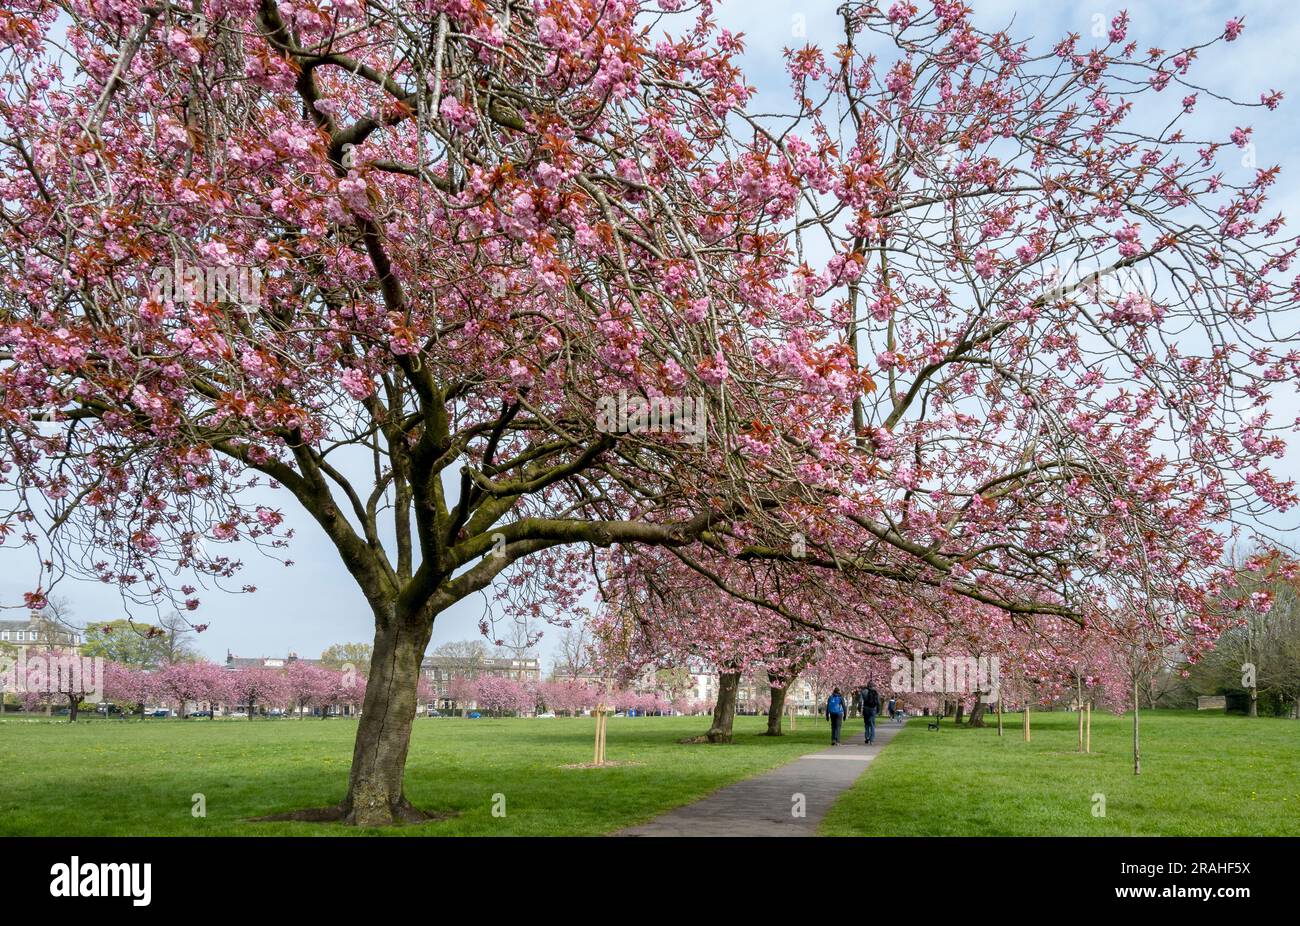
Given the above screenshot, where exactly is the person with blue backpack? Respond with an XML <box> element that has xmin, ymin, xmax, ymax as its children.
<box><xmin>826</xmin><ymin>687</ymin><xmax>846</xmax><ymax>745</ymax></box>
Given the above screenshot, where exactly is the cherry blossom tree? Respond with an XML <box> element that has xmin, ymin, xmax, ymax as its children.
<box><xmin>329</xmin><ymin>667</ymin><xmax>367</xmax><ymax>717</ymax></box>
<box><xmin>761</xmin><ymin>647</ymin><xmax>817</xmax><ymax>735</ymax></box>
<box><xmin>2</xmin><ymin>0</ymin><xmax>1297</xmax><ymax>822</ymax></box>
<box><xmin>284</xmin><ymin>660</ymin><xmax>337</xmax><ymax>718</ymax></box>
<box><xmin>446</xmin><ymin>676</ymin><xmax>478</xmax><ymax>715</ymax></box>
<box><xmin>103</xmin><ymin>661</ymin><xmax>156</xmax><ymax>717</ymax></box>
<box><xmin>538</xmin><ymin>678</ymin><xmax>597</xmax><ymax>716</ymax></box>
<box><xmin>0</xmin><ymin>0</ymin><xmax>840</xmax><ymax>824</ymax></box>
<box><xmin>20</xmin><ymin>688</ymin><xmax>50</xmax><ymax>714</ymax></box>
<box><xmin>10</xmin><ymin>645</ymin><xmax>100</xmax><ymax>720</ymax></box>
<box><xmin>472</xmin><ymin>676</ymin><xmax>533</xmax><ymax>717</ymax></box>
<box><xmin>227</xmin><ymin>666</ymin><xmax>290</xmax><ymax>719</ymax></box>
<box><xmin>669</xmin><ymin>694</ymin><xmax>701</xmax><ymax>716</ymax></box>
<box><xmin>155</xmin><ymin>660</ymin><xmax>229</xmax><ymax>717</ymax></box>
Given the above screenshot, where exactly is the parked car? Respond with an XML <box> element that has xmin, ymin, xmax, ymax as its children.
<box><xmin>147</xmin><ymin>709</ymin><xmax>172</xmax><ymax>718</ymax></box>
<box><xmin>426</xmin><ymin>709</ymin><xmax>442</xmax><ymax>717</ymax></box>
<box><xmin>189</xmin><ymin>710</ymin><xmax>213</xmax><ymax>718</ymax></box>
<box><xmin>467</xmin><ymin>711</ymin><xmax>482</xmax><ymax>719</ymax></box>
<box><xmin>227</xmin><ymin>711</ymin><xmax>248</xmax><ymax>719</ymax></box>
<box><xmin>95</xmin><ymin>704</ymin><xmax>123</xmax><ymax>715</ymax></box>
<box><xmin>536</xmin><ymin>712</ymin><xmax>556</xmax><ymax>719</ymax></box>
<box><xmin>267</xmin><ymin>708</ymin><xmax>285</xmax><ymax>717</ymax></box>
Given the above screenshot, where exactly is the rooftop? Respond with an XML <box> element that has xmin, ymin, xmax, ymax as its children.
<box><xmin>225</xmin><ymin>653</ymin><xmax>323</xmax><ymax>669</ymax></box>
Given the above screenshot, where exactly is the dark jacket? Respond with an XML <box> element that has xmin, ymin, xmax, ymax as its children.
<box><xmin>861</xmin><ymin>687</ymin><xmax>880</xmax><ymax>712</ymax></box>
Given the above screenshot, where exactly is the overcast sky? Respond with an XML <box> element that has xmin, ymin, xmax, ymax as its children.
<box><xmin>3</xmin><ymin>1</ymin><xmax>1298</xmax><ymax>669</ymax></box>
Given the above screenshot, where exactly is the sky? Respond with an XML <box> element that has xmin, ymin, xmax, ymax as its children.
<box><xmin>3</xmin><ymin>1</ymin><xmax>1299</xmax><ymax>669</ymax></box>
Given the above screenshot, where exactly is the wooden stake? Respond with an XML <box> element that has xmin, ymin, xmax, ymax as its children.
<box><xmin>1086</xmin><ymin>702</ymin><xmax>1091</xmax><ymax>753</ymax></box>
<box><xmin>1132</xmin><ymin>678</ymin><xmax>1141</xmax><ymax>776</ymax></box>
<box><xmin>594</xmin><ymin>705</ymin><xmax>608</xmax><ymax>765</ymax></box>
<box><xmin>1077</xmin><ymin>678</ymin><xmax>1084</xmax><ymax>753</ymax></box>
<box><xmin>996</xmin><ymin>697</ymin><xmax>1003</xmax><ymax>737</ymax></box>
<box><xmin>1023</xmin><ymin>704</ymin><xmax>1030</xmax><ymax>742</ymax></box>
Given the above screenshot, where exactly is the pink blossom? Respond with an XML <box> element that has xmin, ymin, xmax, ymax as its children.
<box><xmin>341</xmin><ymin>368</ymin><xmax>374</xmax><ymax>399</ymax></box>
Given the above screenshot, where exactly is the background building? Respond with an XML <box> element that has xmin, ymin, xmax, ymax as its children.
<box><xmin>421</xmin><ymin>654</ymin><xmax>541</xmax><ymax>712</ymax></box>
<box><xmin>0</xmin><ymin>616</ymin><xmax>83</xmax><ymax>647</ymax></box>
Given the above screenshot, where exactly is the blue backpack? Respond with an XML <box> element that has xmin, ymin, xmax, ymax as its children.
<box><xmin>827</xmin><ymin>694</ymin><xmax>844</xmax><ymax>716</ymax></box>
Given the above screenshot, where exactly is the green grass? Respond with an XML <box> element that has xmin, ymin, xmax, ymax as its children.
<box><xmin>6</xmin><ymin>709</ymin><xmax>1295</xmax><ymax>836</ymax></box>
<box><xmin>0</xmin><ymin>714</ymin><xmax>830</xmax><ymax>836</ymax></box>
<box><xmin>820</xmin><ymin>709</ymin><xmax>1300</xmax><ymax>836</ymax></box>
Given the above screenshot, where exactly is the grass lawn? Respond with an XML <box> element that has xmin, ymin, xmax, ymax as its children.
<box><xmin>0</xmin><ymin>713</ymin><xmax>832</xmax><ymax>836</ymax></box>
<box><xmin>820</xmin><ymin>709</ymin><xmax>1300</xmax><ymax>836</ymax></box>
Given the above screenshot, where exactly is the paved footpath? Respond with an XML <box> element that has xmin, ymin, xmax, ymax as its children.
<box><xmin>617</xmin><ymin>716</ymin><xmax>906</xmax><ymax>837</ymax></box>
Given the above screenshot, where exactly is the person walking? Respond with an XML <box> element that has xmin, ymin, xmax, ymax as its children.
<box><xmin>887</xmin><ymin>696</ymin><xmax>897</xmax><ymax>721</ymax></box>
<box><xmin>826</xmin><ymin>688</ymin><xmax>846</xmax><ymax>745</ymax></box>
<box><xmin>860</xmin><ymin>682</ymin><xmax>880</xmax><ymax>744</ymax></box>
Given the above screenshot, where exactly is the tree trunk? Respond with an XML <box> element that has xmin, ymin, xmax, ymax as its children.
<box><xmin>68</xmin><ymin>694</ymin><xmax>79</xmax><ymax>722</ymax></box>
<box><xmin>342</xmin><ymin>611</ymin><xmax>433</xmax><ymax>825</ymax></box>
<box><xmin>996</xmin><ymin>698</ymin><xmax>1003</xmax><ymax>736</ymax></box>
<box><xmin>1248</xmin><ymin>685</ymin><xmax>1258</xmax><ymax>717</ymax></box>
<box><xmin>764</xmin><ymin>674</ymin><xmax>789</xmax><ymax>736</ymax></box>
<box><xmin>705</xmin><ymin>671</ymin><xmax>740</xmax><ymax>743</ymax></box>
<box><xmin>954</xmin><ymin>699</ymin><xmax>964</xmax><ymax>724</ymax></box>
<box><xmin>968</xmin><ymin>695</ymin><xmax>986</xmax><ymax>728</ymax></box>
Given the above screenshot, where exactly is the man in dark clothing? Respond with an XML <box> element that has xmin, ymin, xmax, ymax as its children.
<box><xmin>860</xmin><ymin>683</ymin><xmax>880</xmax><ymax>744</ymax></box>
